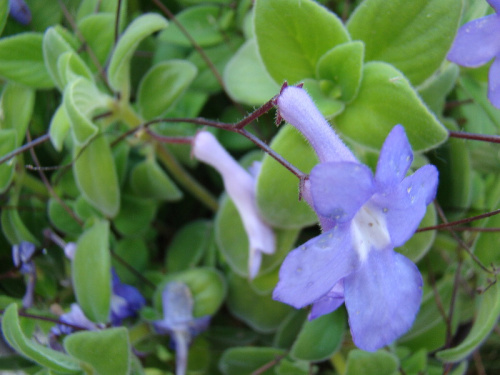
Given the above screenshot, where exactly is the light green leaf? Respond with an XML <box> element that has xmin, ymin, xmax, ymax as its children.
<box><xmin>108</xmin><ymin>13</ymin><xmax>168</xmax><ymax>97</ymax></box>
<box><xmin>437</xmin><ymin>281</ymin><xmax>500</xmax><ymax>363</ymax></box>
<box><xmin>226</xmin><ymin>272</ymin><xmax>292</xmax><ymax>333</ymax></box>
<box><xmin>137</xmin><ymin>60</ymin><xmax>197</xmax><ymax>120</ymax></box>
<box><xmin>0</xmin><ymin>129</ymin><xmax>16</xmax><ymax>193</ymax></box>
<box><xmin>290</xmin><ymin>309</ymin><xmax>345</xmax><ymax>362</ymax></box>
<box><xmin>63</xmin><ymin>78</ymin><xmax>110</xmax><ymax>146</ymax></box>
<box><xmin>347</xmin><ymin>0</ymin><xmax>463</xmax><ymax>86</ymax></box>
<box><xmin>0</xmin><ymin>82</ymin><xmax>35</xmax><ymax>147</ymax></box>
<box><xmin>130</xmin><ymin>157</ymin><xmax>182</xmax><ymax>201</ymax></box>
<box><xmin>73</xmin><ymin>135</ymin><xmax>120</xmax><ymax>217</ymax></box>
<box><xmin>57</xmin><ymin>51</ymin><xmax>94</xmax><ymax>88</ymax></box>
<box><xmin>301</xmin><ymin>79</ymin><xmax>345</xmax><ymax>118</ymax></box>
<box><xmin>114</xmin><ymin>195</ymin><xmax>157</xmax><ymax>236</ymax></box>
<box><xmin>78</xmin><ymin>13</ymin><xmax>115</xmax><ymax>66</ymax></box>
<box><xmin>64</xmin><ymin>327</ymin><xmax>130</xmax><ymax>375</ymax></box>
<box><xmin>0</xmin><ymin>0</ymin><xmax>7</xmax><ymax>35</ymax></box>
<box><xmin>219</xmin><ymin>347</ymin><xmax>286</xmax><ymax>375</ymax></box>
<box><xmin>72</xmin><ymin>219</ymin><xmax>111</xmax><ymax>323</ymax></box>
<box><xmin>0</xmin><ymin>32</ymin><xmax>53</xmax><ymax>88</ymax></box>
<box><xmin>1</xmin><ymin>304</ymin><xmax>81</xmax><ymax>373</ymax></box>
<box><xmin>316</xmin><ymin>41</ymin><xmax>364</xmax><ymax>103</ymax></box>
<box><xmin>113</xmin><ymin>238</ymin><xmax>149</xmax><ymax>284</ymax></box>
<box><xmin>254</xmin><ymin>0</ymin><xmax>349</xmax><ymax>84</ymax></box>
<box><xmin>47</xmin><ymin>198</ymin><xmax>82</xmax><ymax>236</ymax></box>
<box><xmin>223</xmin><ymin>38</ymin><xmax>280</xmax><ymax>106</ymax></box>
<box><xmin>49</xmin><ymin>104</ymin><xmax>70</xmax><ymax>151</ymax></box>
<box><xmin>158</xmin><ymin>5</ymin><xmax>233</xmax><ymax>48</ymax></box>
<box><xmin>418</xmin><ymin>64</ymin><xmax>460</xmax><ymax>116</ymax></box>
<box><xmin>335</xmin><ymin>62</ymin><xmax>448</xmax><ymax>152</ymax></box>
<box><xmin>345</xmin><ymin>350</ymin><xmax>399</xmax><ymax>375</ymax></box>
<box><xmin>1</xmin><ymin>195</ymin><xmax>39</xmax><ymax>245</ymax></box>
<box><xmin>256</xmin><ymin>125</ymin><xmax>317</xmax><ymax>228</ymax></box>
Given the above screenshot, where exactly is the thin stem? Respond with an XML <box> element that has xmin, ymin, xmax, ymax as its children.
<box><xmin>0</xmin><ymin>134</ymin><xmax>50</xmax><ymax>166</ymax></box>
<box><xmin>0</xmin><ymin>309</ymin><xmax>86</xmax><ymax>332</ymax></box>
<box><xmin>233</xmin><ymin>96</ymin><xmax>277</xmax><ymax>130</ymax></box>
<box><xmin>114</xmin><ymin>0</ymin><xmax>123</xmax><ymax>44</ymax></box>
<box><xmin>417</xmin><ymin>208</ymin><xmax>500</xmax><ymax>232</ymax></box>
<box><xmin>449</xmin><ymin>130</ymin><xmax>500</xmax><ymax>144</ymax></box>
<box><xmin>250</xmin><ymin>354</ymin><xmax>286</xmax><ymax>375</ymax></box>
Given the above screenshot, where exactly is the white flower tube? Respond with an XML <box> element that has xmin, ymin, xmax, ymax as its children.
<box><xmin>192</xmin><ymin>131</ymin><xmax>275</xmax><ymax>279</ymax></box>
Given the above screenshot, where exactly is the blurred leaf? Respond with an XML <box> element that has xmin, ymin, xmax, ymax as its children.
<box><xmin>437</xmin><ymin>281</ymin><xmax>500</xmax><ymax>363</ymax></box>
<box><xmin>254</xmin><ymin>0</ymin><xmax>349</xmax><ymax>84</ymax></box>
<box><xmin>130</xmin><ymin>157</ymin><xmax>182</xmax><ymax>201</ymax></box>
<box><xmin>48</xmin><ymin>104</ymin><xmax>70</xmax><ymax>151</ymax></box>
<box><xmin>0</xmin><ymin>32</ymin><xmax>53</xmax><ymax>88</ymax></box>
<box><xmin>0</xmin><ymin>129</ymin><xmax>16</xmax><ymax>193</ymax></box>
<box><xmin>166</xmin><ymin>220</ymin><xmax>212</xmax><ymax>272</ymax></box>
<box><xmin>290</xmin><ymin>309</ymin><xmax>345</xmax><ymax>362</ymax></box>
<box><xmin>316</xmin><ymin>41</ymin><xmax>365</xmax><ymax>103</ymax></box>
<box><xmin>113</xmin><ymin>237</ymin><xmax>149</xmax><ymax>284</ymax></box>
<box><xmin>64</xmin><ymin>327</ymin><xmax>130</xmax><ymax>375</ymax></box>
<box><xmin>137</xmin><ymin>60</ymin><xmax>197</xmax><ymax>120</ymax></box>
<box><xmin>25</xmin><ymin>0</ymin><xmax>62</xmax><ymax>32</ymax></box>
<box><xmin>275</xmin><ymin>358</ymin><xmax>312</xmax><ymax>375</ymax></box>
<box><xmin>78</xmin><ymin>13</ymin><xmax>115</xmax><ymax>66</ymax></box>
<box><xmin>347</xmin><ymin>0</ymin><xmax>463</xmax><ymax>86</ymax></box>
<box><xmin>156</xmin><ymin>268</ymin><xmax>226</xmax><ymax>317</ymax></box>
<box><xmin>1</xmin><ymin>304</ymin><xmax>81</xmax><ymax>373</ymax></box>
<box><xmin>57</xmin><ymin>51</ymin><xmax>94</xmax><ymax>88</ymax></box>
<box><xmin>1</xmin><ymin>195</ymin><xmax>39</xmax><ymax>245</ymax></box>
<box><xmin>226</xmin><ymin>272</ymin><xmax>292</xmax><ymax>333</ymax></box>
<box><xmin>158</xmin><ymin>5</ymin><xmax>233</xmax><ymax>48</ymax></box>
<box><xmin>345</xmin><ymin>350</ymin><xmax>399</xmax><ymax>375</ymax></box>
<box><xmin>335</xmin><ymin>62</ymin><xmax>448</xmax><ymax>152</ymax></box>
<box><xmin>47</xmin><ymin>198</ymin><xmax>82</xmax><ymax>236</ymax></box>
<box><xmin>114</xmin><ymin>195</ymin><xmax>157</xmax><ymax>236</ymax></box>
<box><xmin>73</xmin><ymin>135</ymin><xmax>120</xmax><ymax>217</ymax></box>
<box><xmin>257</xmin><ymin>125</ymin><xmax>317</xmax><ymax>228</ymax></box>
<box><xmin>418</xmin><ymin>64</ymin><xmax>459</xmax><ymax>116</ymax></box>
<box><xmin>0</xmin><ymin>81</ymin><xmax>34</xmax><ymax>146</ymax></box>
<box><xmin>274</xmin><ymin>309</ymin><xmax>308</xmax><ymax>349</ymax></box>
<box><xmin>223</xmin><ymin>38</ymin><xmax>280</xmax><ymax>106</ymax></box>
<box><xmin>108</xmin><ymin>13</ymin><xmax>168</xmax><ymax>98</ymax></box>
<box><xmin>219</xmin><ymin>347</ymin><xmax>286</xmax><ymax>375</ymax></box>
<box><xmin>73</xmin><ymin>219</ymin><xmax>111</xmax><ymax>323</ymax></box>
<box><xmin>0</xmin><ymin>0</ymin><xmax>7</xmax><ymax>35</ymax></box>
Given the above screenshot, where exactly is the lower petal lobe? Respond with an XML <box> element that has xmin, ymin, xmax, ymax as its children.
<box><xmin>344</xmin><ymin>249</ymin><xmax>423</xmax><ymax>351</ymax></box>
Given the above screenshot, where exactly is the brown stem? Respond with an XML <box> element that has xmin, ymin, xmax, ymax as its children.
<box><xmin>0</xmin><ymin>134</ymin><xmax>50</xmax><ymax>166</ymax></box>
<box><xmin>449</xmin><ymin>130</ymin><xmax>500</xmax><ymax>144</ymax></box>
<box><xmin>417</xmin><ymin>208</ymin><xmax>500</xmax><ymax>232</ymax></box>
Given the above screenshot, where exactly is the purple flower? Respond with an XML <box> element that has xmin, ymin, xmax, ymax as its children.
<box><xmin>110</xmin><ymin>269</ymin><xmax>146</xmax><ymax>325</ymax></box>
<box><xmin>8</xmin><ymin>0</ymin><xmax>31</xmax><ymax>25</ymax></box>
<box><xmin>272</xmin><ymin>87</ymin><xmax>438</xmax><ymax>351</ymax></box>
<box><xmin>153</xmin><ymin>282</ymin><xmax>210</xmax><ymax>375</ymax></box>
<box><xmin>12</xmin><ymin>242</ymin><xmax>36</xmax><ymax>308</ymax></box>
<box><xmin>51</xmin><ymin>303</ymin><xmax>101</xmax><ymax>336</ymax></box>
<box><xmin>447</xmin><ymin>0</ymin><xmax>500</xmax><ymax>108</ymax></box>
<box><xmin>192</xmin><ymin>131</ymin><xmax>275</xmax><ymax>279</ymax></box>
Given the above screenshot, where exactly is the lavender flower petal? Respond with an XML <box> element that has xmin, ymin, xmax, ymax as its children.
<box><xmin>488</xmin><ymin>0</ymin><xmax>500</xmax><ymax>13</ymax></box>
<box><xmin>273</xmin><ymin>223</ymin><xmax>358</xmax><ymax>309</ymax></box>
<box><xmin>344</xmin><ymin>250</ymin><xmax>423</xmax><ymax>351</ymax></box>
<box><xmin>309</xmin><ymin>282</ymin><xmax>345</xmax><ymax>320</ymax></box>
<box><xmin>8</xmin><ymin>0</ymin><xmax>31</xmax><ymax>25</ymax></box>
<box><xmin>489</xmin><ymin>57</ymin><xmax>500</xmax><ymax>108</ymax></box>
<box><xmin>310</xmin><ymin>162</ymin><xmax>375</xmax><ymax>223</ymax></box>
<box><xmin>375</xmin><ymin>125</ymin><xmax>413</xmax><ymax>190</ymax></box>
<box><xmin>447</xmin><ymin>14</ymin><xmax>500</xmax><ymax>67</ymax></box>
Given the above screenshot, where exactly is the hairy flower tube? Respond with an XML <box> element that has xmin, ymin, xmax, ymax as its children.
<box><xmin>272</xmin><ymin>86</ymin><xmax>438</xmax><ymax>351</ymax></box>
<box><xmin>153</xmin><ymin>282</ymin><xmax>210</xmax><ymax>375</ymax></box>
<box><xmin>447</xmin><ymin>0</ymin><xmax>500</xmax><ymax>108</ymax></box>
<box><xmin>192</xmin><ymin>131</ymin><xmax>275</xmax><ymax>279</ymax></box>
<box><xmin>12</xmin><ymin>242</ymin><xmax>36</xmax><ymax>308</ymax></box>
<box><xmin>8</xmin><ymin>0</ymin><xmax>31</xmax><ymax>25</ymax></box>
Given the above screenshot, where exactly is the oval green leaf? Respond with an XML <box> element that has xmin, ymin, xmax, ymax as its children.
<box><xmin>347</xmin><ymin>0</ymin><xmax>463</xmax><ymax>86</ymax></box>
<box><xmin>130</xmin><ymin>157</ymin><xmax>182</xmax><ymax>201</ymax></box>
<box><xmin>345</xmin><ymin>350</ymin><xmax>399</xmax><ymax>375</ymax></box>
<box><xmin>49</xmin><ymin>104</ymin><xmax>71</xmax><ymax>151</ymax></box>
<box><xmin>0</xmin><ymin>129</ymin><xmax>17</xmax><ymax>193</ymax></box>
<box><xmin>72</xmin><ymin>219</ymin><xmax>111</xmax><ymax>323</ymax></box>
<box><xmin>335</xmin><ymin>62</ymin><xmax>448</xmax><ymax>152</ymax></box>
<box><xmin>219</xmin><ymin>347</ymin><xmax>286</xmax><ymax>375</ymax></box>
<box><xmin>0</xmin><ymin>82</ymin><xmax>35</xmax><ymax>146</ymax></box>
<box><xmin>254</xmin><ymin>0</ymin><xmax>350</xmax><ymax>84</ymax></box>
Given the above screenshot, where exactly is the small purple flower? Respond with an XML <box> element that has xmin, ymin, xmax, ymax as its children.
<box><xmin>8</xmin><ymin>0</ymin><xmax>31</xmax><ymax>25</ymax></box>
<box><xmin>12</xmin><ymin>242</ymin><xmax>36</xmax><ymax>308</ymax></box>
<box><xmin>447</xmin><ymin>0</ymin><xmax>500</xmax><ymax>108</ymax></box>
<box><xmin>51</xmin><ymin>303</ymin><xmax>101</xmax><ymax>336</ymax></box>
<box><xmin>110</xmin><ymin>269</ymin><xmax>146</xmax><ymax>325</ymax></box>
<box><xmin>154</xmin><ymin>282</ymin><xmax>210</xmax><ymax>375</ymax></box>
<box><xmin>273</xmin><ymin>87</ymin><xmax>438</xmax><ymax>351</ymax></box>
<box><xmin>192</xmin><ymin>131</ymin><xmax>275</xmax><ymax>279</ymax></box>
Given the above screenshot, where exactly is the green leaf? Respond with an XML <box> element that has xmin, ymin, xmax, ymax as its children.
<box><xmin>108</xmin><ymin>13</ymin><xmax>168</xmax><ymax>97</ymax></box>
<box><xmin>64</xmin><ymin>327</ymin><xmax>130</xmax><ymax>375</ymax></box>
<box><xmin>290</xmin><ymin>309</ymin><xmax>345</xmax><ymax>362</ymax></box>
<box><xmin>0</xmin><ymin>129</ymin><xmax>16</xmax><ymax>193</ymax></box>
<box><xmin>254</xmin><ymin>0</ymin><xmax>349</xmax><ymax>84</ymax></box>
<box><xmin>24</xmin><ymin>0</ymin><xmax>62</xmax><ymax>32</ymax></box>
<box><xmin>316</xmin><ymin>41</ymin><xmax>365</xmax><ymax>103</ymax></box>
<box><xmin>437</xmin><ymin>281</ymin><xmax>500</xmax><ymax>363</ymax></box>
<box><xmin>166</xmin><ymin>220</ymin><xmax>212</xmax><ymax>272</ymax></box>
<box><xmin>0</xmin><ymin>0</ymin><xmax>7</xmax><ymax>35</ymax></box>
<box><xmin>418</xmin><ymin>64</ymin><xmax>459</xmax><ymax>116</ymax></box>
<box><xmin>345</xmin><ymin>350</ymin><xmax>399</xmax><ymax>375</ymax></box>
<box><xmin>78</xmin><ymin>13</ymin><xmax>115</xmax><ymax>66</ymax></box>
<box><xmin>72</xmin><ymin>219</ymin><xmax>111</xmax><ymax>323</ymax></box>
<box><xmin>347</xmin><ymin>0</ymin><xmax>463</xmax><ymax>86</ymax></box>
<box><xmin>0</xmin><ymin>82</ymin><xmax>35</xmax><ymax>147</ymax></box>
<box><xmin>73</xmin><ymin>135</ymin><xmax>120</xmax><ymax>217</ymax></box>
<box><xmin>57</xmin><ymin>51</ymin><xmax>94</xmax><ymax>88</ymax></box>
<box><xmin>63</xmin><ymin>78</ymin><xmax>109</xmax><ymax>146</ymax></box>
<box><xmin>49</xmin><ymin>104</ymin><xmax>71</xmax><ymax>151</ymax></box>
<box><xmin>223</xmin><ymin>38</ymin><xmax>280</xmax><ymax>106</ymax></box>
<box><xmin>1</xmin><ymin>196</ymin><xmax>39</xmax><ymax>245</ymax></box>
<box><xmin>301</xmin><ymin>79</ymin><xmax>345</xmax><ymax>118</ymax></box>
<box><xmin>335</xmin><ymin>62</ymin><xmax>448</xmax><ymax>152</ymax></box>
<box><xmin>1</xmin><ymin>304</ymin><xmax>81</xmax><ymax>373</ymax></box>
<box><xmin>113</xmin><ymin>238</ymin><xmax>149</xmax><ymax>284</ymax></box>
<box><xmin>226</xmin><ymin>272</ymin><xmax>292</xmax><ymax>333</ymax></box>
<box><xmin>114</xmin><ymin>195</ymin><xmax>157</xmax><ymax>236</ymax></box>
<box><xmin>256</xmin><ymin>125</ymin><xmax>317</xmax><ymax>228</ymax></box>
<box><xmin>216</xmin><ymin>194</ymin><xmax>299</xmax><ymax>278</ymax></box>
<box><xmin>158</xmin><ymin>5</ymin><xmax>233</xmax><ymax>48</ymax></box>
<box><xmin>137</xmin><ymin>60</ymin><xmax>197</xmax><ymax>120</ymax></box>
<box><xmin>219</xmin><ymin>347</ymin><xmax>286</xmax><ymax>375</ymax></box>
<box><xmin>156</xmin><ymin>268</ymin><xmax>226</xmax><ymax>317</ymax></box>
<box><xmin>0</xmin><ymin>32</ymin><xmax>53</xmax><ymax>88</ymax></box>
<box><xmin>130</xmin><ymin>157</ymin><xmax>183</xmax><ymax>201</ymax></box>
<box><xmin>47</xmin><ymin>198</ymin><xmax>82</xmax><ymax>236</ymax></box>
